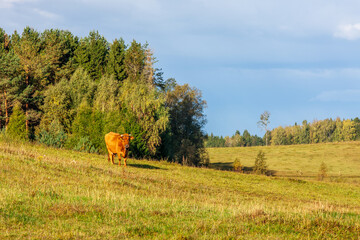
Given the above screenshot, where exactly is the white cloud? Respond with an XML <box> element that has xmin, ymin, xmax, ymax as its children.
<box><xmin>33</xmin><ymin>8</ymin><xmax>59</xmax><ymax>20</ymax></box>
<box><xmin>0</xmin><ymin>0</ymin><xmax>36</xmax><ymax>8</ymax></box>
<box><xmin>312</xmin><ymin>90</ymin><xmax>360</xmax><ymax>102</ymax></box>
<box><xmin>334</xmin><ymin>23</ymin><xmax>360</xmax><ymax>40</ymax></box>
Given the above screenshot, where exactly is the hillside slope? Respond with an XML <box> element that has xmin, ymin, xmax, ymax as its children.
<box><xmin>1</xmin><ymin>139</ymin><xmax>360</xmax><ymax>239</ymax></box>
<box><xmin>208</xmin><ymin>142</ymin><xmax>360</xmax><ymax>180</ymax></box>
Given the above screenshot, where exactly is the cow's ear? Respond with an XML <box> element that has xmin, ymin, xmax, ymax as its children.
<box><xmin>130</xmin><ymin>136</ymin><xmax>134</xmax><ymax>140</ymax></box>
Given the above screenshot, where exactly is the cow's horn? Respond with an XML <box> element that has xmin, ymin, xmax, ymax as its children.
<box><xmin>121</xmin><ymin>134</ymin><xmax>123</xmax><ymax>137</ymax></box>
<box><xmin>129</xmin><ymin>134</ymin><xmax>132</xmax><ymax>136</ymax></box>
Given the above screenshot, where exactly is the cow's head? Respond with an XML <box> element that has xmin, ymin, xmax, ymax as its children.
<box><xmin>119</xmin><ymin>134</ymin><xmax>134</xmax><ymax>149</ymax></box>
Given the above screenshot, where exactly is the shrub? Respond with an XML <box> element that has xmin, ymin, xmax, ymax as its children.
<box><xmin>317</xmin><ymin>161</ymin><xmax>328</xmax><ymax>181</ymax></box>
<box><xmin>37</xmin><ymin>119</ymin><xmax>67</xmax><ymax>148</ymax></box>
<box><xmin>233</xmin><ymin>158</ymin><xmax>243</xmax><ymax>172</ymax></box>
<box><xmin>6</xmin><ymin>103</ymin><xmax>27</xmax><ymax>140</ymax></box>
<box><xmin>253</xmin><ymin>150</ymin><xmax>268</xmax><ymax>175</ymax></box>
<box><xmin>71</xmin><ymin>136</ymin><xmax>98</xmax><ymax>153</ymax></box>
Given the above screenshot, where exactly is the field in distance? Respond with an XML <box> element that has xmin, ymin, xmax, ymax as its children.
<box><xmin>1</xmin><ymin>138</ymin><xmax>360</xmax><ymax>239</ymax></box>
<box><xmin>207</xmin><ymin>141</ymin><xmax>360</xmax><ymax>181</ymax></box>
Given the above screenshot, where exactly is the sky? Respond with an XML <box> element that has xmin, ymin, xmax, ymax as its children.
<box><xmin>1</xmin><ymin>0</ymin><xmax>360</xmax><ymax>137</ymax></box>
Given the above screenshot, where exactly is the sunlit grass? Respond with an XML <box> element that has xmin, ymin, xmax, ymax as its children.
<box><xmin>207</xmin><ymin>142</ymin><xmax>360</xmax><ymax>181</ymax></box>
<box><xmin>1</xmin><ymin>138</ymin><xmax>360</xmax><ymax>239</ymax></box>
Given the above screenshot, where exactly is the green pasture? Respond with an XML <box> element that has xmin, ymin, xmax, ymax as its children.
<box><xmin>1</xmin><ymin>138</ymin><xmax>360</xmax><ymax>239</ymax></box>
<box><xmin>208</xmin><ymin>142</ymin><xmax>360</xmax><ymax>180</ymax></box>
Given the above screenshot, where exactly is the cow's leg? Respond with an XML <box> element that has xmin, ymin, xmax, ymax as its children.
<box><xmin>107</xmin><ymin>150</ymin><xmax>111</xmax><ymax>163</ymax></box>
<box><xmin>118</xmin><ymin>153</ymin><xmax>122</xmax><ymax>166</ymax></box>
<box><xmin>107</xmin><ymin>151</ymin><xmax>111</xmax><ymax>162</ymax></box>
<box><xmin>111</xmin><ymin>154</ymin><xmax>115</xmax><ymax>164</ymax></box>
<box><xmin>106</xmin><ymin>146</ymin><xmax>115</xmax><ymax>164</ymax></box>
<box><xmin>123</xmin><ymin>152</ymin><xmax>128</xmax><ymax>167</ymax></box>
<box><xmin>110</xmin><ymin>152</ymin><xmax>115</xmax><ymax>164</ymax></box>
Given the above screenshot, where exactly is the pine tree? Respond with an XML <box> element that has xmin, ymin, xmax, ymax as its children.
<box><xmin>0</xmin><ymin>32</ymin><xmax>21</xmax><ymax>129</ymax></box>
<box><xmin>124</xmin><ymin>40</ymin><xmax>146</xmax><ymax>82</ymax></box>
<box><xmin>6</xmin><ymin>103</ymin><xmax>27</xmax><ymax>140</ymax></box>
<box><xmin>106</xmin><ymin>38</ymin><xmax>127</xmax><ymax>81</ymax></box>
<box><xmin>253</xmin><ymin>150</ymin><xmax>268</xmax><ymax>175</ymax></box>
<box><xmin>12</xmin><ymin>27</ymin><xmax>44</xmax><ymax>134</ymax></box>
<box><xmin>74</xmin><ymin>31</ymin><xmax>109</xmax><ymax>80</ymax></box>
<box><xmin>40</xmin><ymin>29</ymin><xmax>78</xmax><ymax>84</ymax></box>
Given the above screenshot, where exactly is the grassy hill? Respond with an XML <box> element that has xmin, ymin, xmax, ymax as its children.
<box><xmin>208</xmin><ymin>142</ymin><xmax>360</xmax><ymax>181</ymax></box>
<box><xmin>1</xmin><ymin>138</ymin><xmax>360</xmax><ymax>239</ymax></box>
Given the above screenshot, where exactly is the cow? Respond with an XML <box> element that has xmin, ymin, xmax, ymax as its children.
<box><xmin>105</xmin><ymin>132</ymin><xmax>134</xmax><ymax>167</ymax></box>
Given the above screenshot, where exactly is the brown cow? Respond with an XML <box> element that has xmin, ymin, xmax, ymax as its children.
<box><xmin>105</xmin><ymin>132</ymin><xmax>134</xmax><ymax>167</ymax></box>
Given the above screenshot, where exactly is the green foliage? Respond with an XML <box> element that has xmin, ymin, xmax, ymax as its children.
<box><xmin>37</xmin><ymin>119</ymin><xmax>67</xmax><ymax>148</ymax></box>
<box><xmin>121</xmin><ymin>114</ymin><xmax>149</xmax><ymax>158</ymax></box>
<box><xmin>205</xmin><ymin>133</ymin><xmax>226</xmax><ymax>147</ymax></box>
<box><xmin>74</xmin><ymin>31</ymin><xmax>109</xmax><ymax>80</ymax></box>
<box><xmin>270</xmin><ymin>118</ymin><xmax>358</xmax><ymax>146</ymax></box>
<box><xmin>124</xmin><ymin>40</ymin><xmax>146</xmax><ymax>82</ymax></box>
<box><xmin>106</xmin><ymin>38</ymin><xmax>127</xmax><ymax>81</ymax></box>
<box><xmin>40</xmin><ymin>29</ymin><xmax>78</xmax><ymax>84</ymax></box>
<box><xmin>68</xmin><ymin>67</ymin><xmax>96</xmax><ymax>108</ymax></box>
<box><xmin>210</xmin><ymin>117</ymin><xmax>360</xmax><ymax>149</ymax></box>
<box><xmin>71</xmin><ymin>136</ymin><xmax>98</xmax><ymax>153</ymax></box>
<box><xmin>207</xmin><ymin>130</ymin><xmax>264</xmax><ymax>148</ymax></box>
<box><xmin>40</xmin><ymin>78</ymin><xmax>72</xmax><ymax>132</ymax></box>
<box><xmin>120</xmin><ymin>78</ymin><xmax>169</xmax><ymax>156</ymax></box>
<box><xmin>162</xmin><ymin>82</ymin><xmax>207</xmax><ymax>166</ymax></box>
<box><xmin>11</xmin><ymin>27</ymin><xmax>50</xmax><ymax>135</ymax></box>
<box><xmin>253</xmin><ymin>150</ymin><xmax>268</xmax><ymax>175</ymax></box>
<box><xmin>0</xmin><ymin>46</ymin><xmax>21</xmax><ymax>129</ymax></box>
<box><xmin>342</xmin><ymin>119</ymin><xmax>356</xmax><ymax>141</ymax></box>
<box><xmin>93</xmin><ymin>74</ymin><xmax>120</xmax><ymax>113</ymax></box>
<box><xmin>271</xmin><ymin>126</ymin><xmax>287</xmax><ymax>145</ymax></box>
<box><xmin>6</xmin><ymin>103</ymin><xmax>27</xmax><ymax>140</ymax></box>
<box><xmin>242</xmin><ymin>130</ymin><xmax>251</xmax><ymax>147</ymax></box>
<box><xmin>0</xmin><ymin>27</ymin><xmax>209</xmax><ymax>165</ymax></box>
<box><xmin>68</xmin><ymin>101</ymin><xmax>104</xmax><ymax>153</ymax></box>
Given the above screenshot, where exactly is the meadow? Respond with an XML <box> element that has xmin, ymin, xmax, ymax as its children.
<box><xmin>208</xmin><ymin>141</ymin><xmax>360</xmax><ymax>182</ymax></box>
<box><xmin>1</xmin><ymin>138</ymin><xmax>360</xmax><ymax>239</ymax></box>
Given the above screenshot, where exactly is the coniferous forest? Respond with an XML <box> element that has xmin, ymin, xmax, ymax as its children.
<box><xmin>0</xmin><ymin>27</ymin><xmax>208</xmax><ymax>166</ymax></box>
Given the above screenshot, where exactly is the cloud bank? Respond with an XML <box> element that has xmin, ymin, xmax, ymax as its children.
<box><xmin>334</xmin><ymin>23</ymin><xmax>360</xmax><ymax>40</ymax></box>
<box><xmin>312</xmin><ymin>90</ymin><xmax>360</xmax><ymax>102</ymax></box>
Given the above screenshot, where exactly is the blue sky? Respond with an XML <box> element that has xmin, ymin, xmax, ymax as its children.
<box><xmin>1</xmin><ymin>0</ymin><xmax>360</xmax><ymax>137</ymax></box>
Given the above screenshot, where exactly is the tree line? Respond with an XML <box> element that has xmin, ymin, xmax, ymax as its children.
<box><xmin>205</xmin><ymin>118</ymin><xmax>360</xmax><ymax>148</ymax></box>
<box><xmin>0</xmin><ymin>27</ymin><xmax>208</xmax><ymax>166</ymax></box>
<box><xmin>205</xmin><ymin>130</ymin><xmax>264</xmax><ymax>148</ymax></box>
<box><xmin>269</xmin><ymin>118</ymin><xmax>360</xmax><ymax>145</ymax></box>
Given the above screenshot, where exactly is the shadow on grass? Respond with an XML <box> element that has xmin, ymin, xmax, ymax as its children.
<box><xmin>210</xmin><ymin>162</ymin><xmax>277</xmax><ymax>176</ymax></box>
<box><xmin>210</xmin><ymin>162</ymin><xmax>256</xmax><ymax>172</ymax></box>
<box><xmin>127</xmin><ymin>163</ymin><xmax>165</xmax><ymax>170</ymax></box>
<box><xmin>210</xmin><ymin>162</ymin><xmax>233</xmax><ymax>171</ymax></box>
